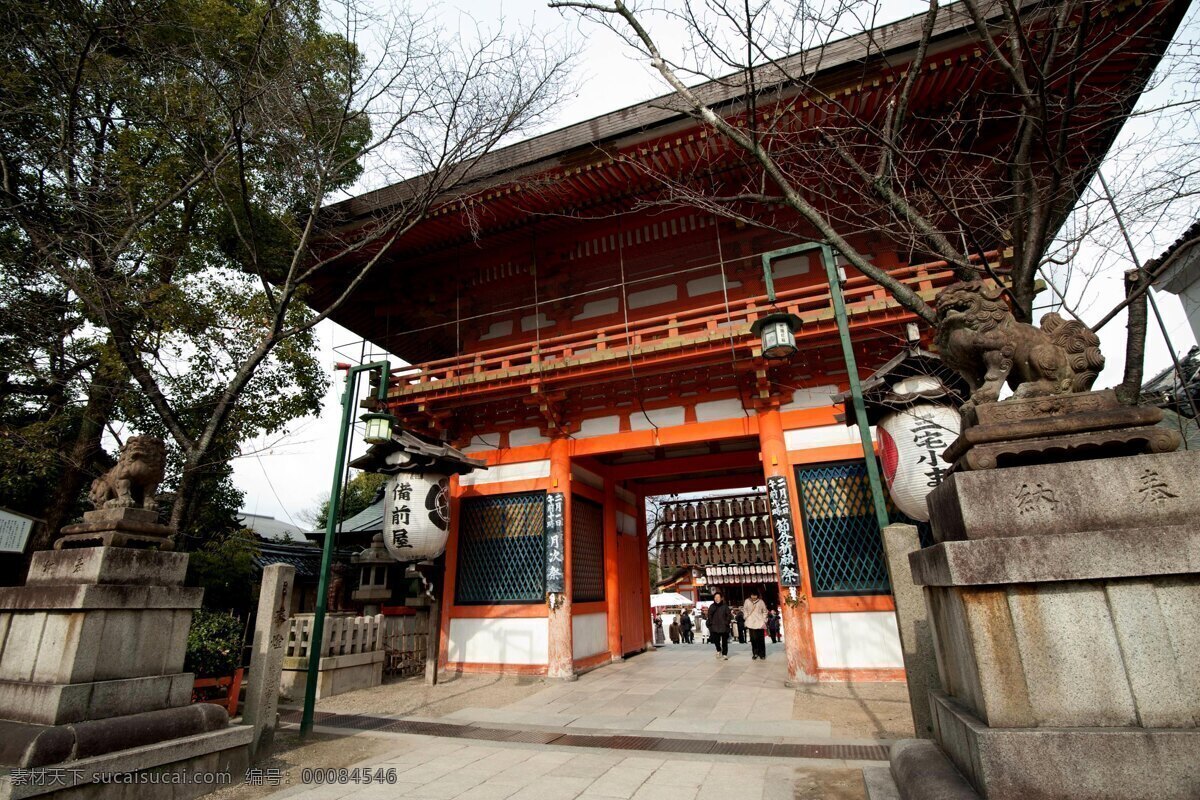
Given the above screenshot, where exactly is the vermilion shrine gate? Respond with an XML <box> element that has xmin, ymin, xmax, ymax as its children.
<box><xmin>310</xmin><ymin>0</ymin><xmax>1180</xmax><ymax>684</ymax></box>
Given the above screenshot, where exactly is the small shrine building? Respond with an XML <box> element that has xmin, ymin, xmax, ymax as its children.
<box><xmin>310</xmin><ymin>0</ymin><xmax>1182</xmax><ymax>684</ymax></box>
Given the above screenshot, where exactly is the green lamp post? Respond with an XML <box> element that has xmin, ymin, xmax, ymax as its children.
<box><xmin>758</xmin><ymin>243</ymin><xmax>891</xmax><ymax>532</ymax></box>
<box><xmin>300</xmin><ymin>360</ymin><xmax>396</xmax><ymax>736</ymax></box>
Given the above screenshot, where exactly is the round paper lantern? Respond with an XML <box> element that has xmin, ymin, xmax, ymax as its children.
<box><xmin>877</xmin><ymin>403</ymin><xmax>960</xmax><ymax>521</ymax></box>
<box><xmin>382</xmin><ymin>472</ymin><xmax>451</xmax><ymax>562</ymax></box>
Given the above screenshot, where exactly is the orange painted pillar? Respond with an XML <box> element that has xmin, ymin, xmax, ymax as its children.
<box><xmin>437</xmin><ymin>475</ymin><xmax>463</xmax><ymax>673</ymax></box>
<box><xmin>636</xmin><ymin>491</ymin><xmax>653</xmax><ymax>650</ymax></box>
<box><xmin>603</xmin><ymin>477</ymin><xmax>622</xmax><ymax>661</ymax></box>
<box><xmin>757</xmin><ymin>405</ymin><xmax>819</xmax><ymax>684</ymax></box>
<box><xmin>547</xmin><ymin>436</ymin><xmax>575</xmax><ymax>679</ymax></box>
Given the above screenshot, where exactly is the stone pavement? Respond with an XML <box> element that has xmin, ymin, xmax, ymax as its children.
<box><xmin>255</xmin><ymin>642</ymin><xmax>906</xmax><ymax>800</ymax></box>
<box><xmin>447</xmin><ymin>640</ymin><xmax>834</xmax><ymax>738</ymax></box>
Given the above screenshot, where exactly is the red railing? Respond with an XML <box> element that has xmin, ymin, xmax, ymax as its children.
<box><xmin>387</xmin><ymin>255</ymin><xmax>985</xmax><ymax>400</ymax></box>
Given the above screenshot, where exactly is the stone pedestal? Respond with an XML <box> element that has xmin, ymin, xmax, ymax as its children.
<box><xmin>0</xmin><ymin>547</ymin><xmax>251</xmax><ymax>800</ymax></box>
<box><xmin>884</xmin><ymin>449</ymin><xmax>1200</xmax><ymax>800</ymax></box>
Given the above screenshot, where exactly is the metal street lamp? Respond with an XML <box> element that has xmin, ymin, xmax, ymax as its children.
<box><xmin>300</xmin><ymin>359</ymin><xmax>393</xmax><ymax>737</ymax></box>
<box><xmin>758</xmin><ymin>243</ymin><xmax>890</xmax><ymax>532</ymax></box>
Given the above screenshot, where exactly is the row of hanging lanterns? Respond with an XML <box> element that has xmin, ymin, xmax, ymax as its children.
<box><xmin>660</xmin><ymin>538</ymin><xmax>776</xmax><ymax>568</ymax></box>
<box><xmin>662</xmin><ymin>494</ymin><xmax>768</xmax><ymax>522</ymax></box>
<box><xmin>661</xmin><ymin>517</ymin><xmax>771</xmax><ymax>543</ymax></box>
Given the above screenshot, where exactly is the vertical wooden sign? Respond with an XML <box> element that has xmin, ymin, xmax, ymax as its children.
<box><xmin>544</xmin><ymin>492</ymin><xmax>565</xmax><ymax>594</ymax></box>
<box><xmin>766</xmin><ymin>476</ymin><xmax>801</xmax><ymax>587</ymax></box>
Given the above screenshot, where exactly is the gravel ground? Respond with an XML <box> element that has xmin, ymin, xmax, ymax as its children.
<box><xmin>792</xmin><ymin>682</ymin><xmax>914</xmax><ymax>740</ymax></box>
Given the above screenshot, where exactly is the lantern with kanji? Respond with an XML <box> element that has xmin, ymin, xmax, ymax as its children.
<box><xmin>835</xmin><ymin>344</ymin><xmax>968</xmax><ymax>522</ymax></box>
<box><xmin>382</xmin><ymin>472</ymin><xmax>451</xmax><ymax>562</ymax></box>
<box><xmin>348</xmin><ymin>428</ymin><xmax>486</xmax><ymax>562</ymax></box>
<box><xmin>876</xmin><ymin>385</ymin><xmax>960</xmax><ymax>521</ymax></box>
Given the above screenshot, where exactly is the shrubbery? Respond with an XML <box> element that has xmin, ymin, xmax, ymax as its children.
<box><xmin>184</xmin><ymin>609</ymin><xmax>244</xmax><ymax>677</ymax></box>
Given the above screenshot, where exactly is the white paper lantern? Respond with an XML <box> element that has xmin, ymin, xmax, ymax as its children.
<box><xmin>877</xmin><ymin>403</ymin><xmax>959</xmax><ymax>521</ymax></box>
<box><xmin>382</xmin><ymin>472</ymin><xmax>451</xmax><ymax>562</ymax></box>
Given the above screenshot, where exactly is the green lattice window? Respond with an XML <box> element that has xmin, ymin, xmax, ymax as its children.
<box><xmin>455</xmin><ymin>492</ymin><xmax>546</xmax><ymax>604</ymax></box>
<box><xmin>795</xmin><ymin>461</ymin><xmax>890</xmax><ymax>596</ymax></box>
<box><xmin>572</xmin><ymin>496</ymin><xmax>605</xmax><ymax>603</ymax></box>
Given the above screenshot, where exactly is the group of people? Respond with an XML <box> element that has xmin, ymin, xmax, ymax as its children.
<box><xmin>663</xmin><ymin>591</ymin><xmax>782</xmax><ymax>660</ymax></box>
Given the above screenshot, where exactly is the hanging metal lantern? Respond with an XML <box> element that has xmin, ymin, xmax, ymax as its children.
<box><xmin>876</xmin><ymin>382</ymin><xmax>959</xmax><ymax>521</ymax></box>
<box><xmin>382</xmin><ymin>472</ymin><xmax>451</xmax><ymax>562</ymax></box>
<box><xmin>361</xmin><ymin>411</ymin><xmax>398</xmax><ymax>445</ymax></box>
<box><xmin>751</xmin><ymin>312</ymin><xmax>804</xmax><ymax>359</ymax></box>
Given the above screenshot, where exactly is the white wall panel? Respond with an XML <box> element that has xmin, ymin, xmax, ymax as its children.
<box><xmin>783</xmin><ymin>424</ymin><xmax>875</xmax><ymax>451</ymax></box>
<box><xmin>459</xmin><ymin>460</ymin><xmax>550</xmax><ymax>486</ymax></box>
<box><xmin>811</xmin><ymin>611</ymin><xmax>903</xmax><ymax>669</ymax></box>
<box><xmin>628</xmin><ymin>285</ymin><xmax>678</xmax><ymax>309</ymax></box>
<box><xmin>579</xmin><ymin>416</ymin><xmax>621</xmax><ymax>438</ymax></box>
<box><xmin>479</xmin><ymin>320</ymin><xmax>513</xmax><ymax>341</ymax></box>
<box><xmin>509</xmin><ymin>427</ymin><xmax>550</xmax><ymax>447</ymax></box>
<box><xmin>447</xmin><ymin>617</ymin><xmax>548</xmax><ymax>665</ymax></box>
<box><xmin>695</xmin><ymin>398</ymin><xmax>747</xmax><ymax>423</ymax></box>
<box><xmin>574</xmin><ymin>297</ymin><xmax>620</xmax><ymax>320</ymax></box>
<box><xmin>572</xmin><ymin>612</ymin><xmax>609</xmax><ymax>660</ymax></box>
<box><xmin>571</xmin><ymin>464</ymin><xmax>605</xmax><ymax>490</ymax></box>
<box><xmin>617</xmin><ymin>512</ymin><xmax>636</xmax><ymax>535</ymax></box>
<box><xmin>630</xmin><ymin>406</ymin><xmax>685</xmax><ymax>430</ymax></box>
<box><xmin>781</xmin><ymin>386</ymin><xmax>838</xmax><ymax>411</ymax></box>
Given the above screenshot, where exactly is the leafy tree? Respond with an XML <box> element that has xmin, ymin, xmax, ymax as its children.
<box><xmin>309</xmin><ymin>470</ymin><xmax>387</xmax><ymax>531</ymax></box>
<box><xmin>0</xmin><ymin>0</ymin><xmax>569</xmax><ymax>539</ymax></box>
<box><xmin>185</xmin><ymin>529</ymin><xmax>261</xmax><ymax>614</ymax></box>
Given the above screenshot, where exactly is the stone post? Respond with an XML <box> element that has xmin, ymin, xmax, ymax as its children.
<box><xmin>243</xmin><ymin>563</ymin><xmax>295</xmax><ymax>758</ymax></box>
<box><xmin>881</xmin><ymin>523</ymin><xmax>936</xmax><ymax>739</ymax></box>
<box><xmin>425</xmin><ymin>597</ymin><xmax>440</xmax><ymax>686</ymax></box>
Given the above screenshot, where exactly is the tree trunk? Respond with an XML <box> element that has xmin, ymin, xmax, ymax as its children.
<box><xmin>34</xmin><ymin>359</ymin><xmax>123</xmax><ymax>549</ymax></box>
<box><xmin>1116</xmin><ymin>268</ymin><xmax>1148</xmax><ymax>406</ymax></box>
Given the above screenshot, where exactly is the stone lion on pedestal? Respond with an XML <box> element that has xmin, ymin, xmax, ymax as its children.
<box><xmin>934</xmin><ymin>281</ymin><xmax>1105</xmax><ymax>414</ymax></box>
<box><xmin>88</xmin><ymin>435</ymin><xmax>167</xmax><ymax>511</ymax></box>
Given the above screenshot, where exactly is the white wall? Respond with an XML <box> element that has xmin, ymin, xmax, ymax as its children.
<box><xmin>811</xmin><ymin>611</ymin><xmax>903</xmax><ymax>669</ymax></box>
<box><xmin>572</xmin><ymin>612</ymin><xmax>609</xmax><ymax>660</ymax></box>
<box><xmin>446</xmin><ymin>617</ymin><xmax>549</xmax><ymax>665</ymax></box>
<box><xmin>459</xmin><ymin>460</ymin><xmax>550</xmax><ymax>486</ymax></box>
<box><xmin>783</xmin><ymin>423</ymin><xmax>875</xmax><ymax>450</ymax></box>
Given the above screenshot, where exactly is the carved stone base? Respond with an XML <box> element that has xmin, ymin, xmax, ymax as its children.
<box><xmin>56</xmin><ymin>508</ymin><xmax>175</xmax><ymax>550</ymax></box>
<box><xmin>946</xmin><ymin>390</ymin><xmax>1180</xmax><ymax>472</ymax></box>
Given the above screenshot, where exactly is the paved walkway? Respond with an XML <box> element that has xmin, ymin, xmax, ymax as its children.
<box><xmin>256</xmin><ymin>643</ymin><xmax>905</xmax><ymax>800</ymax></box>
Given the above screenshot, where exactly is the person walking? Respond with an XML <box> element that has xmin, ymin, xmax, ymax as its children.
<box><xmin>766</xmin><ymin>609</ymin><xmax>781</xmax><ymax>644</ymax></box>
<box><xmin>707</xmin><ymin>592</ymin><xmax>732</xmax><ymax>660</ymax></box>
<box><xmin>680</xmin><ymin>609</ymin><xmax>694</xmax><ymax>644</ymax></box>
<box><xmin>733</xmin><ymin>608</ymin><xmax>746</xmax><ymax>644</ymax></box>
<box><xmin>743</xmin><ymin>590</ymin><xmax>768</xmax><ymax>660</ymax></box>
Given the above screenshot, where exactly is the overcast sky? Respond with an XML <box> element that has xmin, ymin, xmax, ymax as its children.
<box><xmin>233</xmin><ymin>1</ymin><xmax>1199</xmax><ymax>528</ymax></box>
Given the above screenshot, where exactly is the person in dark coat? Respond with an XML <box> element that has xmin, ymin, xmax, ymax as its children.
<box><xmin>679</xmin><ymin>609</ymin><xmax>694</xmax><ymax>644</ymax></box>
<box><xmin>767</xmin><ymin>609</ymin><xmax>781</xmax><ymax>643</ymax></box>
<box><xmin>706</xmin><ymin>592</ymin><xmax>732</xmax><ymax>660</ymax></box>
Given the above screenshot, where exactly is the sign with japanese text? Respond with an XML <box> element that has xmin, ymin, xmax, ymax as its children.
<box><xmin>0</xmin><ymin>508</ymin><xmax>34</xmax><ymax>553</ymax></box>
<box><xmin>544</xmin><ymin>492</ymin><xmax>565</xmax><ymax>594</ymax></box>
<box><xmin>766</xmin><ymin>476</ymin><xmax>801</xmax><ymax>587</ymax></box>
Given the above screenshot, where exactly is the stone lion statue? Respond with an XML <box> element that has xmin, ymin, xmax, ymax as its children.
<box><xmin>88</xmin><ymin>435</ymin><xmax>167</xmax><ymax>510</ymax></box>
<box><xmin>934</xmin><ymin>281</ymin><xmax>1105</xmax><ymax>414</ymax></box>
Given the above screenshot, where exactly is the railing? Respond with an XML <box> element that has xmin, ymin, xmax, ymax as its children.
<box><xmin>286</xmin><ymin>612</ymin><xmax>429</xmax><ymax>676</ymax></box>
<box><xmin>386</xmin><ymin>255</ymin><xmax>984</xmax><ymax>396</ymax></box>
<box><xmin>287</xmin><ymin>613</ymin><xmax>384</xmax><ymax>660</ymax></box>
